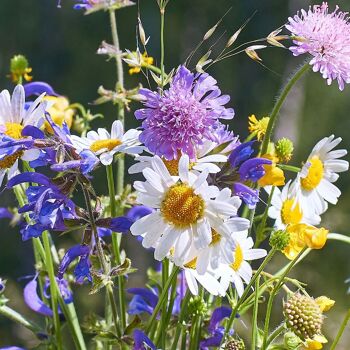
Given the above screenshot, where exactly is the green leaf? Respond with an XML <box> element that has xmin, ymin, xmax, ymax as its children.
<box><xmin>124</xmin><ymin>315</ymin><xmax>142</xmax><ymax>335</ymax></box>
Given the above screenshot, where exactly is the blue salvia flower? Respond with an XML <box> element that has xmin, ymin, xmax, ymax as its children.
<box><xmin>200</xmin><ymin>306</ymin><xmax>235</xmax><ymax>349</ymax></box>
<box><xmin>133</xmin><ymin>329</ymin><xmax>156</xmax><ymax>350</ymax></box>
<box><xmin>228</xmin><ymin>142</ymin><xmax>271</xmax><ymax>209</ymax></box>
<box><xmin>43</xmin><ymin>277</ymin><xmax>73</xmax><ymax>304</ymax></box>
<box><xmin>0</xmin><ymin>278</ymin><xmax>6</xmax><ymax>293</ymax></box>
<box><xmin>58</xmin><ymin>244</ymin><xmax>92</xmax><ymax>284</ymax></box>
<box><xmin>128</xmin><ymin>288</ymin><xmax>158</xmax><ymax>315</ymax></box>
<box><xmin>24</xmin><ymin>81</ymin><xmax>59</xmax><ymax>98</ymax></box>
<box><xmin>0</xmin><ymin>208</ymin><xmax>13</xmax><ymax>220</ymax></box>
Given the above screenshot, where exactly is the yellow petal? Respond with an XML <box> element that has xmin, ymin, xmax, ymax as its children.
<box><xmin>315</xmin><ymin>296</ymin><xmax>335</xmax><ymax>312</ymax></box>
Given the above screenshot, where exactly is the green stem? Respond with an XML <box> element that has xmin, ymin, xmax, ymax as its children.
<box><xmin>251</xmin><ymin>276</ymin><xmax>260</xmax><ymax>350</ymax></box>
<box><xmin>190</xmin><ymin>288</ymin><xmax>204</xmax><ymax>350</ymax></box>
<box><xmin>160</xmin><ymin>6</ymin><xmax>165</xmax><ymax>89</ymax></box>
<box><xmin>42</xmin><ymin>231</ymin><xmax>62</xmax><ymax>350</ymax></box>
<box><xmin>0</xmin><ymin>304</ymin><xmax>43</xmax><ymax>335</ymax></box>
<box><xmin>265</xmin><ymin>323</ymin><xmax>285</xmax><ymax>348</ymax></box>
<box><xmin>109</xmin><ymin>9</ymin><xmax>125</xmax><ymax>195</ymax></box>
<box><xmin>171</xmin><ymin>291</ymin><xmax>191</xmax><ymax>350</ymax></box>
<box><xmin>262</xmin><ymin>248</ymin><xmax>306</xmax><ymax>350</ymax></box>
<box><xmin>330</xmin><ymin>309</ymin><xmax>350</xmax><ymax>350</ymax></box>
<box><xmin>82</xmin><ymin>186</ymin><xmax>121</xmax><ymax>339</ymax></box>
<box><xmin>221</xmin><ymin>249</ymin><xmax>276</xmax><ymax>345</ymax></box>
<box><xmin>277</xmin><ymin>164</ymin><xmax>301</xmax><ymax>173</ymax></box>
<box><xmin>261</xmin><ymin>63</ymin><xmax>310</xmax><ymax>155</ymax></box>
<box><xmin>146</xmin><ymin>265</ymin><xmax>180</xmax><ymax>334</ymax></box>
<box><xmin>328</xmin><ymin>233</ymin><xmax>350</xmax><ymax>244</ymax></box>
<box><xmin>106</xmin><ymin>165</ymin><xmax>126</xmax><ymax>331</ymax></box>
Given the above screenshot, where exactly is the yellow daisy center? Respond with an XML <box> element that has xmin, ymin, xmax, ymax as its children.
<box><xmin>210</xmin><ymin>229</ymin><xmax>222</xmax><ymax>246</ymax></box>
<box><xmin>230</xmin><ymin>244</ymin><xmax>243</xmax><ymax>271</ymax></box>
<box><xmin>163</xmin><ymin>158</ymin><xmax>180</xmax><ymax>176</ymax></box>
<box><xmin>281</xmin><ymin>198</ymin><xmax>303</xmax><ymax>225</ymax></box>
<box><xmin>5</xmin><ymin>122</ymin><xmax>24</xmax><ymax>139</ymax></box>
<box><xmin>184</xmin><ymin>257</ymin><xmax>197</xmax><ymax>269</ymax></box>
<box><xmin>0</xmin><ymin>150</ymin><xmax>24</xmax><ymax>169</ymax></box>
<box><xmin>301</xmin><ymin>156</ymin><xmax>324</xmax><ymax>191</ymax></box>
<box><xmin>161</xmin><ymin>183</ymin><xmax>205</xmax><ymax>228</ymax></box>
<box><xmin>90</xmin><ymin>139</ymin><xmax>122</xmax><ymax>153</ymax></box>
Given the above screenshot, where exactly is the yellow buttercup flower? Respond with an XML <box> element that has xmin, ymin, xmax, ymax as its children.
<box><xmin>283</xmin><ymin>223</ymin><xmax>328</xmax><ymax>260</ymax></box>
<box><xmin>315</xmin><ymin>296</ymin><xmax>335</xmax><ymax>312</ymax></box>
<box><xmin>43</xmin><ymin>96</ymin><xmax>74</xmax><ymax>133</ymax></box>
<box><xmin>258</xmin><ymin>153</ymin><xmax>285</xmax><ymax>187</ymax></box>
<box><xmin>302</xmin><ymin>335</ymin><xmax>327</xmax><ymax>350</ymax></box>
<box><xmin>128</xmin><ymin>52</ymin><xmax>154</xmax><ymax>75</ymax></box>
<box><xmin>9</xmin><ymin>55</ymin><xmax>33</xmax><ymax>84</ymax></box>
<box><xmin>248</xmin><ymin>114</ymin><xmax>269</xmax><ymax>141</ymax></box>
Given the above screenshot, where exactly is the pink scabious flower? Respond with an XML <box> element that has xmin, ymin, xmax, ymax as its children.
<box><xmin>134</xmin><ymin>66</ymin><xmax>235</xmax><ymax>160</ymax></box>
<box><xmin>286</xmin><ymin>2</ymin><xmax>350</xmax><ymax>91</ymax></box>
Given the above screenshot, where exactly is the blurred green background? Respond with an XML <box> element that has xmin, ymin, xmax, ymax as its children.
<box><xmin>0</xmin><ymin>0</ymin><xmax>349</xmax><ymax>348</ymax></box>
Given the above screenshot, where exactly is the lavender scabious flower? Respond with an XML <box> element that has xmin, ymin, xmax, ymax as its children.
<box><xmin>286</xmin><ymin>2</ymin><xmax>350</xmax><ymax>90</ymax></box>
<box><xmin>135</xmin><ymin>65</ymin><xmax>234</xmax><ymax>160</ymax></box>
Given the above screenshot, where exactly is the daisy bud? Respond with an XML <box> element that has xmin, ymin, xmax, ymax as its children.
<box><xmin>188</xmin><ymin>295</ymin><xmax>207</xmax><ymax>318</ymax></box>
<box><xmin>275</xmin><ymin>138</ymin><xmax>294</xmax><ymax>163</ymax></box>
<box><xmin>225</xmin><ymin>338</ymin><xmax>245</xmax><ymax>350</ymax></box>
<box><xmin>284</xmin><ymin>293</ymin><xmax>323</xmax><ymax>341</ymax></box>
<box><xmin>270</xmin><ymin>229</ymin><xmax>290</xmax><ymax>251</ymax></box>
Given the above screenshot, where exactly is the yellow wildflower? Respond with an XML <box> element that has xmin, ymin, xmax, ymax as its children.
<box><xmin>248</xmin><ymin>114</ymin><xmax>269</xmax><ymax>141</ymax></box>
<box><xmin>9</xmin><ymin>55</ymin><xmax>33</xmax><ymax>84</ymax></box>
<box><xmin>43</xmin><ymin>96</ymin><xmax>74</xmax><ymax>133</ymax></box>
<box><xmin>258</xmin><ymin>153</ymin><xmax>285</xmax><ymax>187</ymax></box>
<box><xmin>283</xmin><ymin>223</ymin><xmax>328</xmax><ymax>260</ymax></box>
<box><xmin>128</xmin><ymin>52</ymin><xmax>154</xmax><ymax>75</ymax></box>
<box><xmin>302</xmin><ymin>335</ymin><xmax>328</xmax><ymax>350</ymax></box>
<box><xmin>315</xmin><ymin>296</ymin><xmax>335</xmax><ymax>312</ymax></box>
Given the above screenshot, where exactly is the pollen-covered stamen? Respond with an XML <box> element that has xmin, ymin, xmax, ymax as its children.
<box><xmin>230</xmin><ymin>244</ymin><xmax>243</xmax><ymax>271</ymax></box>
<box><xmin>0</xmin><ymin>150</ymin><xmax>24</xmax><ymax>169</ymax></box>
<box><xmin>301</xmin><ymin>156</ymin><xmax>324</xmax><ymax>191</ymax></box>
<box><xmin>184</xmin><ymin>257</ymin><xmax>197</xmax><ymax>269</ymax></box>
<box><xmin>161</xmin><ymin>183</ymin><xmax>205</xmax><ymax>228</ymax></box>
<box><xmin>209</xmin><ymin>229</ymin><xmax>222</xmax><ymax>246</ymax></box>
<box><xmin>281</xmin><ymin>198</ymin><xmax>303</xmax><ymax>225</ymax></box>
<box><xmin>90</xmin><ymin>139</ymin><xmax>122</xmax><ymax>153</ymax></box>
<box><xmin>163</xmin><ymin>157</ymin><xmax>195</xmax><ymax>176</ymax></box>
<box><xmin>5</xmin><ymin>122</ymin><xmax>24</xmax><ymax>139</ymax></box>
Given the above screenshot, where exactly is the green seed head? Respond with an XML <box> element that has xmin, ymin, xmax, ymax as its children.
<box><xmin>188</xmin><ymin>295</ymin><xmax>207</xmax><ymax>318</ymax></box>
<box><xmin>270</xmin><ymin>229</ymin><xmax>290</xmax><ymax>251</ymax></box>
<box><xmin>284</xmin><ymin>293</ymin><xmax>323</xmax><ymax>340</ymax></box>
<box><xmin>10</xmin><ymin>55</ymin><xmax>29</xmax><ymax>74</ymax></box>
<box><xmin>276</xmin><ymin>138</ymin><xmax>294</xmax><ymax>163</ymax></box>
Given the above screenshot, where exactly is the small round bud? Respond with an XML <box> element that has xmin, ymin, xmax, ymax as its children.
<box><xmin>275</xmin><ymin>138</ymin><xmax>294</xmax><ymax>163</ymax></box>
<box><xmin>225</xmin><ymin>338</ymin><xmax>245</xmax><ymax>350</ymax></box>
<box><xmin>270</xmin><ymin>229</ymin><xmax>290</xmax><ymax>251</ymax></box>
<box><xmin>284</xmin><ymin>293</ymin><xmax>323</xmax><ymax>341</ymax></box>
<box><xmin>10</xmin><ymin>54</ymin><xmax>29</xmax><ymax>74</ymax></box>
<box><xmin>188</xmin><ymin>295</ymin><xmax>207</xmax><ymax>318</ymax></box>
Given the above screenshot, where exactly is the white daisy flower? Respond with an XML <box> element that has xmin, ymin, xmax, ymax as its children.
<box><xmin>71</xmin><ymin>120</ymin><xmax>143</xmax><ymax>165</ymax></box>
<box><xmin>217</xmin><ymin>231</ymin><xmax>267</xmax><ymax>297</ymax></box>
<box><xmin>266</xmin><ymin>181</ymin><xmax>321</xmax><ymax>230</ymax></box>
<box><xmin>296</xmin><ymin>135</ymin><xmax>348</xmax><ymax>216</ymax></box>
<box><xmin>183</xmin><ymin>264</ymin><xmax>226</xmax><ymax>296</ymax></box>
<box><xmin>130</xmin><ymin>154</ymin><xmax>242</xmax><ymax>266</ymax></box>
<box><xmin>0</xmin><ymin>85</ymin><xmax>47</xmax><ymax>186</ymax></box>
<box><xmin>128</xmin><ymin>139</ymin><xmax>229</xmax><ymax>176</ymax></box>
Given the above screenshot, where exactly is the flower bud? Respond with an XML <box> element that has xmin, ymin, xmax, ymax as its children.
<box><xmin>283</xmin><ymin>332</ymin><xmax>302</xmax><ymax>349</ymax></box>
<box><xmin>10</xmin><ymin>54</ymin><xmax>33</xmax><ymax>83</ymax></box>
<box><xmin>284</xmin><ymin>293</ymin><xmax>323</xmax><ymax>341</ymax></box>
<box><xmin>275</xmin><ymin>138</ymin><xmax>294</xmax><ymax>163</ymax></box>
<box><xmin>270</xmin><ymin>229</ymin><xmax>290</xmax><ymax>251</ymax></box>
<box><xmin>225</xmin><ymin>338</ymin><xmax>245</xmax><ymax>350</ymax></box>
<box><xmin>188</xmin><ymin>295</ymin><xmax>207</xmax><ymax>318</ymax></box>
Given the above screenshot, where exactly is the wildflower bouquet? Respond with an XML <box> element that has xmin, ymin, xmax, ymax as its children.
<box><xmin>0</xmin><ymin>1</ymin><xmax>350</xmax><ymax>349</ymax></box>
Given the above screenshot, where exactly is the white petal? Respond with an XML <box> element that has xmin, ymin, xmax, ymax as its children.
<box><xmin>22</xmin><ymin>149</ymin><xmax>40</xmax><ymax>161</ymax></box>
<box><xmin>154</xmin><ymin>227</ymin><xmax>179</xmax><ymax>261</ymax></box>
<box><xmin>11</xmin><ymin>85</ymin><xmax>25</xmax><ymax>124</ymax></box>
<box><xmin>178</xmin><ymin>155</ymin><xmax>190</xmax><ymax>183</ymax></box>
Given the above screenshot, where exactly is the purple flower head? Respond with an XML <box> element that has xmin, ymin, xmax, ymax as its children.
<box><xmin>24</xmin><ymin>278</ymin><xmax>53</xmax><ymax>317</ymax></box>
<box><xmin>58</xmin><ymin>245</ymin><xmax>92</xmax><ymax>284</ymax></box>
<box><xmin>23</xmin><ymin>82</ymin><xmax>59</xmax><ymax>98</ymax></box>
<box><xmin>286</xmin><ymin>3</ymin><xmax>350</xmax><ymax>90</ymax></box>
<box><xmin>95</xmin><ymin>216</ymin><xmax>133</xmax><ymax>233</ymax></box>
<box><xmin>238</xmin><ymin>158</ymin><xmax>271</xmax><ymax>182</ymax></box>
<box><xmin>133</xmin><ymin>329</ymin><xmax>156</xmax><ymax>350</ymax></box>
<box><xmin>0</xmin><ymin>278</ymin><xmax>6</xmax><ymax>293</ymax></box>
<box><xmin>135</xmin><ymin>65</ymin><xmax>234</xmax><ymax>160</ymax></box>
<box><xmin>126</xmin><ymin>205</ymin><xmax>154</xmax><ymax>222</ymax></box>
<box><xmin>127</xmin><ymin>288</ymin><xmax>158</xmax><ymax>315</ymax></box>
<box><xmin>233</xmin><ymin>182</ymin><xmax>259</xmax><ymax>209</ymax></box>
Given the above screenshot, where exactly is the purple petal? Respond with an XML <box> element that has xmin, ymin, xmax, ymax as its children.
<box><xmin>58</xmin><ymin>245</ymin><xmax>90</xmax><ymax>279</ymax></box>
<box><xmin>133</xmin><ymin>329</ymin><xmax>156</xmax><ymax>350</ymax></box>
<box><xmin>24</xmin><ymin>82</ymin><xmax>59</xmax><ymax>97</ymax></box>
<box><xmin>7</xmin><ymin>172</ymin><xmax>52</xmax><ymax>188</ymax></box>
